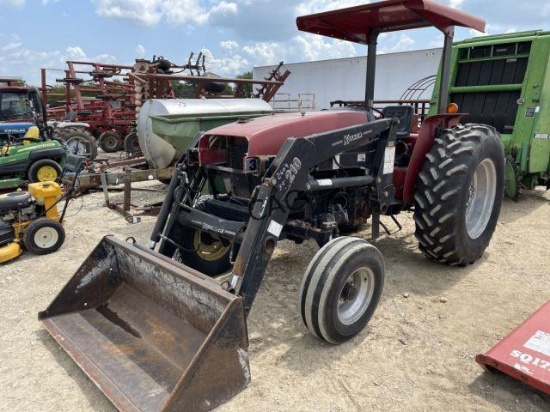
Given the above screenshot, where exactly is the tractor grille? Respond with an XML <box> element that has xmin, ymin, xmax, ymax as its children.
<box><xmin>227</xmin><ymin>136</ymin><xmax>248</xmax><ymax>170</ymax></box>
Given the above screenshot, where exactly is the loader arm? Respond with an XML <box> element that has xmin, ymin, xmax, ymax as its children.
<box><xmin>231</xmin><ymin>117</ymin><xmax>397</xmax><ymax>313</ymax></box>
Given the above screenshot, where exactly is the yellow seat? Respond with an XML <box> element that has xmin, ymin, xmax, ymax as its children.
<box><xmin>22</xmin><ymin>126</ymin><xmax>40</xmax><ymax>145</ymax></box>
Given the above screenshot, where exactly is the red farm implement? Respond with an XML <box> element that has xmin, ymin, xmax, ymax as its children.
<box><xmin>41</xmin><ymin>56</ymin><xmax>290</xmax><ymax>153</ymax></box>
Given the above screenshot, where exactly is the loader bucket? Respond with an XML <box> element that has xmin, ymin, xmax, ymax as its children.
<box><xmin>39</xmin><ymin>236</ymin><xmax>250</xmax><ymax>412</ymax></box>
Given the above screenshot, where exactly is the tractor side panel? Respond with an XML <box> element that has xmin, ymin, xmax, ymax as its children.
<box><xmin>530</xmin><ymin>36</ymin><xmax>550</xmax><ymax>174</ymax></box>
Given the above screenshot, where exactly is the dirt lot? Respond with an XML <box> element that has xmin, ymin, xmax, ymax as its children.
<box><xmin>1</xmin><ymin>183</ymin><xmax>549</xmax><ymax>412</ymax></box>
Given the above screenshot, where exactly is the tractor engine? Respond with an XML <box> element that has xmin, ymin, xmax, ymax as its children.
<box><xmin>0</xmin><ymin>182</ymin><xmax>62</xmax><ymax>225</ymax></box>
<box><xmin>0</xmin><ymin>191</ymin><xmax>38</xmax><ymax>248</ymax></box>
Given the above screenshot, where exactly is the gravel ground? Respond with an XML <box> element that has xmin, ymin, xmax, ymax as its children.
<box><xmin>0</xmin><ymin>182</ymin><xmax>549</xmax><ymax>412</ymax></box>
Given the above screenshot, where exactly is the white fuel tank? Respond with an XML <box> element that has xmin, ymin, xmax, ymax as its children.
<box><xmin>137</xmin><ymin>99</ymin><xmax>274</xmax><ymax>169</ymax></box>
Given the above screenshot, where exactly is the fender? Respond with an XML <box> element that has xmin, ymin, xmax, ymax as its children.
<box><xmin>28</xmin><ymin>146</ymin><xmax>66</xmax><ymax>161</ymax></box>
<box><xmin>50</xmin><ymin>121</ymin><xmax>90</xmax><ymax>129</ymax></box>
<box><xmin>402</xmin><ymin>114</ymin><xmax>463</xmax><ymax>206</ymax></box>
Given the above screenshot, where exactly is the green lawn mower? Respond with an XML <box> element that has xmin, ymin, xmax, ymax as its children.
<box><xmin>0</xmin><ymin>124</ymin><xmax>66</xmax><ymax>190</ymax></box>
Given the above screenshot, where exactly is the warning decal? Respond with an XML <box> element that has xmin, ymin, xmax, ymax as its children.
<box><xmin>524</xmin><ymin>330</ymin><xmax>550</xmax><ymax>357</ymax></box>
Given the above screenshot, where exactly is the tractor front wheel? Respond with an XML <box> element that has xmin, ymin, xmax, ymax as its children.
<box><xmin>299</xmin><ymin>237</ymin><xmax>384</xmax><ymax>344</ymax></box>
<box><xmin>413</xmin><ymin>123</ymin><xmax>504</xmax><ymax>265</ymax></box>
<box><xmin>28</xmin><ymin>159</ymin><xmax>62</xmax><ymax>183</ymax></box>
<box><xmin>23</xmin><ymin>218</ymin><xmax>65</xmax><ymax>255</ymax></box>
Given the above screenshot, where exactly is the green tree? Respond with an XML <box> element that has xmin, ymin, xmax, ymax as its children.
<box><xmin>235</xmin><ymin>71</ymin><xmax>253</xmax><ymax>98</ymax></box>
<box><xmin>44</xmin><ymin>84</ymin><xmax>68</xmax><ymax>108</ymax></box>
<box><xmin>173</xmin><ymin>81</ymin><xmax>197</xmax><ymax>98</ymax></box>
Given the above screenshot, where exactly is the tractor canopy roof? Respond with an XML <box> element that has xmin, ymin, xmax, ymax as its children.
<box><xmin>296</xmin><ymin>0</ymin><xmax>485</xmax><ymax>43</ymax></box>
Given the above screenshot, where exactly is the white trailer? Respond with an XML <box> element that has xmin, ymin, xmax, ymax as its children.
<box><xmin>254</xmin><ymin>48</ymin><xmax>442</xmax><ymax>111</ymax></box>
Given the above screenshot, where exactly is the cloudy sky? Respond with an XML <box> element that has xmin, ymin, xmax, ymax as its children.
<box><xmin>1</xmin><ymin>0</ymin><xmax>550</xmax><ymax>86</ymax></box>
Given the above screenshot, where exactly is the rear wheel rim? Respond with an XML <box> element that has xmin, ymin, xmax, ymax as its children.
<box><xmin>34</xmin><ymin>226</ymin><xmax>59</xmax><ymax>249</ymax></box>
<box><xmin>66</xmin><ymin>137</ymin><xmax>90</xmax><ymax>156</ymax></box>
<box><xmin>338</xmin><ymin>268</ymin><xmax>375</xmax><ymax>325</ymax></box>
<box><xmin>104</xmin><ymin>136</ymin><xmax>118</xmax><ymax>149</ymax></box>
<box><xmin>37</xmin><ymin>166</ymin><xmax>58</xmax><ymax>181</ymax></box>
<box><xmin>465</xmin><ymin>158</ymin><xmax>497</xmax><ymax>239</ymax></box>
<box><xmin>193</xmin><ymin>231</ymin><xmax>229</xmax><ymax>262</ymax></box>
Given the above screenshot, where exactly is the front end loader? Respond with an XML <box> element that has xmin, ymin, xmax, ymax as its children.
<box><xmin>39</xmin><ymin>1</ymin><xmax>504</xmax><ymax>411</ymax></box>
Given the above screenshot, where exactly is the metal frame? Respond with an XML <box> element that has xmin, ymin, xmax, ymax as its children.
<box><xmin>41</xmin><ymin>59</ymin><xmax>290</xmax><ymax>145</ymax></box>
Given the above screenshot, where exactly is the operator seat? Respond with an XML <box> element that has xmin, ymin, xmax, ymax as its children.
<box><xmin>381</xmin><ymin>105</ymin><xmax>414</xmax><ymax>138</ymax></box>
<box><xmin>21</xmin><ymin>125</ymin><xmax>41</xmax><ymax>145</ymax></box>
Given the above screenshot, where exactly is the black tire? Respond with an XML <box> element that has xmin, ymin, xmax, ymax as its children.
<box><xmin>98</xmin><ymin>131</ymin><xmax>121</xmax><ymax>153</ymax></box>
<box><xmin>299</xmin><ymin>237</ymin><xmax>385</xmax><ymax>344</ymax></box>
<box><xmin>28</xmin><ymin>159</ymin><xmax>62</xmax><ymax>182</ymax></box>
<box><xmin>23</xmin><ymin>218</ymin><xmax>65</xmax><ymax>255</ymax></box>
<box><xmin>169</xmin><ymin>196</ymin><xmax>231</xmax><ymax>277</ymax></box>
<box><xmin>413</xmin><ymin>123</ymin><xmax>505</xmax><ymax>265</ymax></box>
<box><xmin>124</xmin><ymin>130</ymin><xmax>141</xmax><ymax>157</ymax></box>
<box><xmin>172</xmin><ymin>227</ymin><xmax>232</xmax><ymax>277</ymax></box>
<box><xmin>55</xmin><ymin>127</ymin><xmax>98</xmax><ymax>159</ymax></box>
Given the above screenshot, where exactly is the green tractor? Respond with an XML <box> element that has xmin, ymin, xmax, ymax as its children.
<box><xmin>430</xmin><ymin>30</ymin><xmax>550</xmax><ymax>199</ymax></box>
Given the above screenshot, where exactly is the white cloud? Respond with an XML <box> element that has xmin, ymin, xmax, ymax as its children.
<box><xmin>0</xmin><ymin>0</ymin><xmax>25</xmax><ymax>6</ymax></box>
<box><xmin>201</xmin><ymin>41</ymin><xmax>287</xmax><ymax>77</ymax></box>
<box><xmin>91</xmin><ymin>0</ymin><xmax>163</xmax><ymax>26</ymax></box>
<box><xmin>199</xmin><ymin>48</ymin><xmax>215</xmax><ymax>67</ymax></box>
<box><xmin>379</xmin><ymin>33</ymin><xmax>416</xmax><ymax>53</ymax></box>
<box><xmin>220</xmin><ymin>40</ymin><xmax>239</xmax><ymax>52</ymax></box>
<box><xmin>94</xmin><ymin>53</ymin><xmax>117</xmax><ymax>64</ymax></box>
<box><xmin>0</xmin><ymin>44</ymin><xmax>118</xmax><ymax>86</ymax></box>
<box><xmin>66</xmin><ymin>46</ymin><xmax>86</xmax><ymax>60</ymax></box>
<box><xmin>1</xmin><ymin>34</ymin><xmax>22</xmax><ymax>52</ymax></box>
<box><xmin>161</xmin><ymin>0</ymin><xmax>208</xmax><ymax>26</ymax></box>
<box><xmin>135</xmin><ymin>44</ymin><xmax>146</xmax><ymax>57</ymax></box>
<box><xmin>293</xmin><ymin>34</ymin><xmax>357</xmax><ymax>61</ymax></box>
<box><xmin>242</xmin><ymin>42</ymin><xmax>287</xmax><ymax>63</ymax></box>
<box><xmin>209</xmin><ymin>54</ymin><xmax>250</xmax><ymax>76</ymax></box>
<box><xmin>210</xmin><ymin>1</ymin><xmax>238</xmax><ymax>18</ymax></box>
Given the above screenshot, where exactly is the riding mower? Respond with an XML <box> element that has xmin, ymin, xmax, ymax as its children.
<box><xmin>0</xmin><ymin>154</ymin><xmax>84</xmax><ymax>263</ymax></box>
<box><xmin>0</xmin><ymin>124</ymin><xmax>66</xmax><ymax>190</ymax></box>
<box><xmin>38</xmin><ymin>1</ymin><xmax>504</xmax><ymax>411</ymax></box>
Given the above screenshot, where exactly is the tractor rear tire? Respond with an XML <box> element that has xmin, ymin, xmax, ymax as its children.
<box><xmin>98</xmin><ymin>131</ymin><xmax>121</xmax><ymax>153</ymax></box>
<box><xmin>170</xmin><ymin>196</ymin><xmax>231</xmax><ymax>277</ymax></box>
<box><xmin>299</xmin><ymin>237</ymin><xmax>384</xmax><ymax>344</ymax></box>
<box><xmin>413</xmin><ymin>123</ymin><xmax>504</xmax><ymax>265</ymax></box>
<box><xmin>173</xmin><ymin>227</ymin><xmax>232</xmax><ymax>277</ymax></box>
<box><xmin>23</xmin><ymin>218</ymin><xmax>65</xmax><ymax>255</ymax></box>
<box><xmin>28</xmin><ymin>159</ymin><xmax>62</xmax><ymax>183</ymax></box>
<box><xmin>54</xmin><ymin>127</ymin><xmax>98</xmax><ymax>159</ymax></box>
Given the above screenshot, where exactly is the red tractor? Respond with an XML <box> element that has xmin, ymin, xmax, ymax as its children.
<box><xmin>40</xmin><ymin>1</ymin><xmax>505</xmax><ymax>411</ymax></box>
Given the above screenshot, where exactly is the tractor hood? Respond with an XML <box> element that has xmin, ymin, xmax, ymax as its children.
<box><xmin>198</xmin><ymin>110</ymin><xmax>369</xmax><ymax>163</ymax></box>
<box><xmin>0</xmin><ymin>122</ymin><xmax>34</xmax><ymax>138</ymax></box>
